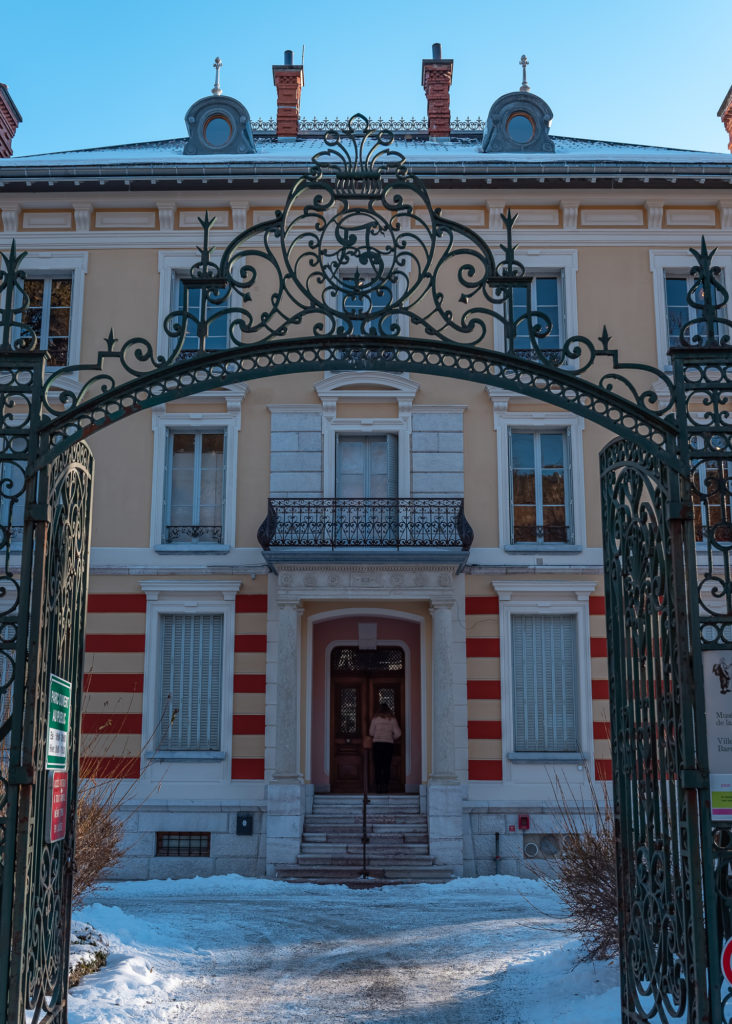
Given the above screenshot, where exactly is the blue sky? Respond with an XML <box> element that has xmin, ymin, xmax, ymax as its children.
<box><xmin>3</xmin><ymin>0</ymin><xmax>731</xmax><ymax>157</ymax></box>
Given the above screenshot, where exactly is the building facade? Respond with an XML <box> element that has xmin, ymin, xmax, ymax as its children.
<box><xmin>2</xmin><ymin>52</ymin><xmax>732</xmax><ymax>880</ymax></box>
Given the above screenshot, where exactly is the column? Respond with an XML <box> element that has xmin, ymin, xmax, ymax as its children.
<box><xmin>273</xmin><ymin>599</ymin><xmax>303</xmax><ymax>780</ymax></box>
<box><xmin>430</xmin><ymin>599</ymin><xmax>457</xmax><ymax>780</ymax></box>
<box><xmin>266</xmin><ymin>599</ymin><xmax>305</xmax><ymax>876</ymax></box>
<box><xmin>428</xmin><ymin>599</ymin><xmax>464</xmax><ymax>875</ymax></box>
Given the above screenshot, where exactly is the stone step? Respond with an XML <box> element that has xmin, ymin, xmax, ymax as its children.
<box><xmin>274</xmin><ymin>864</ymin><xmax>454</xmax><ymax>884</ymax></box>
<box><xmin>296</xmin><ymin>851</ymin><xmax>438</xmax><ymax>868</ymax></box>
<box><xmin>302</xmin><ymin>839</ymin><xmax>430</xmax><ymax>854</ymax></box>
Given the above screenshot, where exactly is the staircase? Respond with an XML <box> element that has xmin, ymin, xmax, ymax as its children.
<box><xmin>274</xmin><ymin>793</ymin><xmax>454</xmax><ymax>886</ymax></box>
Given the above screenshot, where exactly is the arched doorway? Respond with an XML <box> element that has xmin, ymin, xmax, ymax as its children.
<box><xmin>310</xmin><ymin>614</ymin><xmax>423</xmax><ymax>794</ymax></box>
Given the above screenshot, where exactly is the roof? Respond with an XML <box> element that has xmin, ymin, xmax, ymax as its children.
<box><xmin>10</xmin><ymin>132</ymin><xmax>732</xmax><ymax>165</ymax></box>
<box><xmin>2</xmin><ymin>129</ymin><xmax>730</xmax><ymax>190</ymax></box>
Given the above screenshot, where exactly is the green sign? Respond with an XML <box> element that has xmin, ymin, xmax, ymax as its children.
<box><xmin>46</xmin><ymin>674</ymin><xmax>71</xmax><ymax>771</ymax></box>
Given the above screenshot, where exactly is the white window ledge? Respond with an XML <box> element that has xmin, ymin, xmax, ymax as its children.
<box><xmin>144</xmin><ymin>750</ymin><xmax>226</xmax><ymax>762</ymax></box>
<box><xmin>154</xmin><ymin>544</ymin><xmax>231</xmax><ymax>555</ymax></box>
<box><xmin>507</xmin><ymin>753</ymin><xmax>586</xmax><ymax>764</ymax></box>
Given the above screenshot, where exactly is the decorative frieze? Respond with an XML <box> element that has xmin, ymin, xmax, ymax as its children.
<box><xmin>276</xmin><ymin>565</ymin><xmax>456</xmax><ymax>599</ymax></box>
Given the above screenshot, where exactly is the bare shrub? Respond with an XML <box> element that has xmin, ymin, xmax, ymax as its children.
<box><xmin>540</xmin><ymin>769</ymin><xmax>619</xmax><ymax>962</ymax></box>
<box><xmin>72</xmin><ymin>772</ymin><xmax>129</xmax><ymax>909</ymax></box>
<box><xmin>72</xmin><ymin>687</ymin><xmax>175</xmax><ymax>908</ymax></box>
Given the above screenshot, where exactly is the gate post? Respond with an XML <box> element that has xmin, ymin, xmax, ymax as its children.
<box><xmin>669</xmin><ymin>245</ymin><xmax>732</xmax><ymax>1023</ymax></box>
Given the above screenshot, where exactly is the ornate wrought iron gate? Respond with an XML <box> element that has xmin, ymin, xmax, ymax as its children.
<box><xmin>0</xmin><ymin>115</ymin><xmax>730</xmax><ymax>1022</ymax></box>
<box><xmin>0</xmin><ymin>382</ymin><xmax>93</xmax><ymax>1024</ymax></box>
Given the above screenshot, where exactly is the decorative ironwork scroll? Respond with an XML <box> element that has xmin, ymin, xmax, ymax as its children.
<box><xmin>0</xmin><ymin>115</ymin><xmax>675</xmax><ymax>461</ymax></box>
<box><xmin>601</xmin><ymin>438</ymin><xmax>710</xmax><ymax>1023</ymax></box>
<box><xmin>1</xmin><ymin>113</ymin><xmax>731</xmax><ymax>1024</ymax></box>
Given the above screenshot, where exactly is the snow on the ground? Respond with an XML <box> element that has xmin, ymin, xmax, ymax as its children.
<box><xmin>68</xmin><ymin>874</ymin><xmax>620</xmax><ymax>1024</ymax></box>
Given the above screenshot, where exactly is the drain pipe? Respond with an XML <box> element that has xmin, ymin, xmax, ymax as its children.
<box><xmin>494</xmin><ymin>832</ymin><xmax>501</xmax><ymax>874</ymax></box>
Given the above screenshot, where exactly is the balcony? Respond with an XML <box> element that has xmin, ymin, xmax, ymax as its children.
<box><xmin>257</xmin><ymin>498</ymin><xmax>473</xmax><ymax>556</ymax></box>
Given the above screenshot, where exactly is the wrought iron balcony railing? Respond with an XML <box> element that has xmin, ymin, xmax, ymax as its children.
<box><xmin>257</xmin><ymin>498</ymin><xmax>473</xmax><ymax>551</ymax></box>
<box><xmin>164</xmin><ymin>524</ymin><xmax>223</xmax><ymax>544</ymax></box>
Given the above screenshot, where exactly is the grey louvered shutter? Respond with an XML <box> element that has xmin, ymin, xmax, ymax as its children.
<box><xmin>158</xmin><ymin>614</ymin><xmax>223</xmax><ymax>750</ymax></box>
<box><xmin>385</xmin><ymin>434</ymin><xmax>398</xmax><ymax>498</ymax></box>
<box><xmin>512</xmin><ymin>614</ymin><xmax>578</xmax><ymax>753</ymax></box>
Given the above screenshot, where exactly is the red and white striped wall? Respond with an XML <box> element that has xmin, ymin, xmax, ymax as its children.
<box><xmin>464</xmin><ymin>586</ymin><xmax>611</xmax><ymax>782</ymax></box>
<box><xmin>81</xmin><ymin>585</ymin><xmax>269</xmax><ymax>781</ymax></box>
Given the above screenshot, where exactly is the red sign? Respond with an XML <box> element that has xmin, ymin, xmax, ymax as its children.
<box><xmin>722</xmin><ymin>937</ymin><xmax>732</xmax><ymax>987</ymax></box>
<box><xmin>45</xmin><ymin>771</ymin><xmax>67</xmax><ymax>844</ymax></box>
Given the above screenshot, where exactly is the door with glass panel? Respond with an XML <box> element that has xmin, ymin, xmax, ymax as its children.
<box><xmin>330</xmin><ymin>646</ymin><xmax>405</xmax><ymax>793</ymax></box>
<box><xmin>335</xmin><ymin>434</ymin><xmax>398</xmax><ymax>545</ymax></box>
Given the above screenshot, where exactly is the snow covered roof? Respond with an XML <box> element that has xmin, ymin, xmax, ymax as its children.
<box><xmin>10</xmin><ymin>132</ymin><xmax>732</xmax><ymax>165</ymax></box>
<box><xmin>3</xmin><ymin>130</ymin><xmax>731</xmax><ymax>188</ymax></box>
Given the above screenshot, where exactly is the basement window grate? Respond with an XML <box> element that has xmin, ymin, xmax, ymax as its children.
<box><xmin>155</xmin><ymin>831</ymin><xmax>211</xmax><ymax>857</ymax></box>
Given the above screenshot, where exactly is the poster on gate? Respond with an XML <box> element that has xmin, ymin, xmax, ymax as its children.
<box><xmin>702</xmin><ymin>651</ymin><xmax>732</xmax><ymax>821</ymax></box>
<box><xmin>45</xmin><ymin>674</ymin><xmax>72</xmax><ymax>771</ymax></box>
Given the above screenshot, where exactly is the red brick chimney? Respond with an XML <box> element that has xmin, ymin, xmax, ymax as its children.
<box><xmin>422</xmin><ymin>43</ymin><xmax>453</xmax><ymax>139</ymax></box>
<box><xmin>0</xmin><ymin>83</ymin><xmax>21</xmax><ymax>158</ymax></box>
<box><xmin>272</xmin><ymin>50</ymin><xmax>304</xmax><ymax>138</ymax></box>
<box><xmin>718</xmin><ymin>85</ymin><xmax>732</xmax><ymax>154</ymax></box>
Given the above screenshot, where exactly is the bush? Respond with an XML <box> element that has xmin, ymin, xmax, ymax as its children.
<box><xmin>72</xmin><ymin>690</ymin><xmax>175</xmax><ymax>907</ymax></box>
<box><xmin>540</xmin><ymin>770</ymin><xmax>619</xmax><ymax>962</ymax></box>
<box><xmin>72</xmin><ymin>772</ymin><xmax>128</xmax><ymax>909</ymax></box>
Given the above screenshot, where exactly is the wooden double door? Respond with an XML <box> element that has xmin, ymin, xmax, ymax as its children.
<box><xmin>330</xmin><ymin>645</ymin><xmax>405</xmax><ymax>793</ymax></box>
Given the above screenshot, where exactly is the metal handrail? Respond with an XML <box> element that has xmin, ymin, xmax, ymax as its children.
<box><xmin>257</xmin><ymin>497</ymin><xmax>473</xmax><ymax>550</ymax></box>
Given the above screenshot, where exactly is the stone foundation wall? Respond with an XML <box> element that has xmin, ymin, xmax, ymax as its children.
<box><xmin>107</xmin><ymin>803</ymin><xmax>267</xmax><ymax>881</ymax></box>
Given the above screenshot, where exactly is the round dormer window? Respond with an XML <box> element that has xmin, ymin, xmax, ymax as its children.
<box><xmin>203</xmin><ymin>114</ymin><xmax>233</xmax><ymax>148</ymax></box>
<box><xmin>506</xmin><ymin>112</ymin><xmax>535</xmax><ymax>144</ymax></box>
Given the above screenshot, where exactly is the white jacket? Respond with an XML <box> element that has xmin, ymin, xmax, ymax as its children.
<box><xmin>369</xmin><ymin>715</ymin><xmax>402</xmax><ymax>744</ymax></box>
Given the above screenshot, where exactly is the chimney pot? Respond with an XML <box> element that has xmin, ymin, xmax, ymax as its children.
<box><xmin>421</xmin><ymin>49</ymin><xmax>453</xmax><ymax>139</ymax></box>
<box><xmin>0</xmin><ymin>82</ymin><xmax>22</xmax><ymax>159</ymax></box>
<box><xmin>272</xmin><ymin>54</ymin><xmax>304</xmax><ymax>138</ymax></box>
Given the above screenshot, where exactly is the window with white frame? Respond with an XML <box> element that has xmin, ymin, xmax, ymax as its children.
<box><xmin>512</xmin><ymin>274</ymin><xmax>563</xmax><ymax>355</ymax></box>
<box><xmin>157</xmin><ymin>252</ymin><xmax>231</xmax><ymax>359</ymax></box>
<box><xmin>650</xmin><ymin>250</ymin><xmax>732</xmax><ymax>368</ymax></box>
<box><xmin>173</xmin><ymin>277</ymin><xmax>229</xmax><ymax>358</ymax></box>
<box><xmin>21</xmin><ymin>276</ymin><xmax>72</xmax><ymax>365</ymax></box>
<box><xmin>511</xmin><ymin>614</ymin><xmax>579</xmax><ymax>753</ymax></box>
<box><xmin>508</xmin><ymin>429</ymin><xmax>572</xmax><ymax>544</ymax></box>
<box><xmin>163</xmin><ymin>430</ymin><xmax>225</xmax><ymax>545</ymax></box>
<box><xmin>336</xmin><ymin>434</ymin><xmax>398</xmax><ymax>498</ymax></box>
<box><xmin>15</xmin><ymin>255</ymin><xmax>87</xmax><ymax>368</ymax></box>
<box><xmin>150</xmin><ymin>407</ymin><xmax>241</xmax><ymax>551</ymax></box>
<box><xmin>494</xmin><ymin>252</ymin><xmax>578</xmax><ymax>358</ymax></box>
<box><xmin>492</xmin><ymin>407</ymin><xmax>585</xmax><ymax>551</ymax></box>
<box><xmin>140</xmin><ymin>579</ymin><xmax>238</xmax><ymax>768</ymax></box>
<box><xmin>157</xmin><ymin>613</ymin><xmax>223</xmax><ymax>751</ymax></box>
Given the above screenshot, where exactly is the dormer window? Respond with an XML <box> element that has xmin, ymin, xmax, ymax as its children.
<box><xmin>481</xmin><ymin>58</ymin><xmax>554</xmax><ymax>154</ymax></box>
<box><xmin>183</xmin><ymin>60</ymin><xmax>255</xmax><ymax>155</ymax></box>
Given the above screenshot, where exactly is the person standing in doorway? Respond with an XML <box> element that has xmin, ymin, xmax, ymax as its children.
<box><xmin>368</xmin><ymin>702</ymin><xmax>402</xmax><ymax>794</ymax></box>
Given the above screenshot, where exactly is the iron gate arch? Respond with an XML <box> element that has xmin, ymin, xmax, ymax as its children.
<box><xmin>0</xmin><ymin>114</ymin><xmax>729</xmax><ymax>1023</ymax></box>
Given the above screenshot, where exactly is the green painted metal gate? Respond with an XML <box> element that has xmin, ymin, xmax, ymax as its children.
<box><xmin>0</xmin><ymin>115</ymin><xmax>730</xmax><ymax>1022</ymax></box>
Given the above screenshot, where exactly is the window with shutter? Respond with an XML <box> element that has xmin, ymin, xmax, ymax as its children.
<box><xmin>511</xmin><ymin>614</ymin><xmax>578</xmax><ymax>753</ymax></box>
<box><xmin>157</xmin><ymin>613</ymin><xmax>223</xmax><ymax>751</ymax></box>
